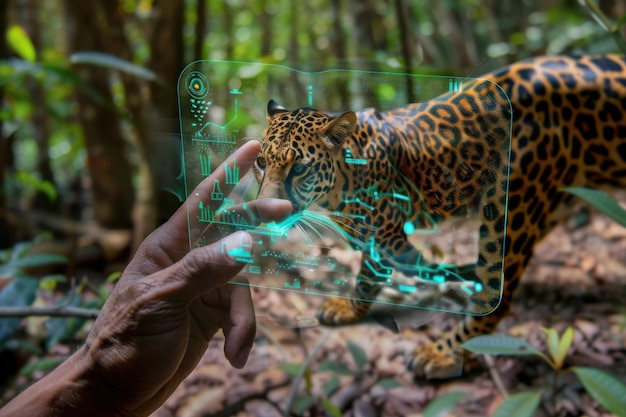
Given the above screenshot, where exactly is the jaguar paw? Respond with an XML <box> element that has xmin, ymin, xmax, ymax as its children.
<box><xmin>317</xmin><ymin>297</ymin><xmax>366</xmax><ymax>325</ymax></box>
<box><xmin>408</xmin><ymin>342</ymin><xmax>464</xmax><ymax>379</ymax></box>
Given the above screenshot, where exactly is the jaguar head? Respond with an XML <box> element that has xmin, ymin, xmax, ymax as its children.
<box><xmin>254</xmin><ymin>100</ymin><xmax>356</xmax><ymax>212</ymax></box>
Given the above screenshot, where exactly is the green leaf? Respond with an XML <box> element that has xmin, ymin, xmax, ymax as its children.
<box><xmin>322</xmin><ymin>374</ymin><xmax>341</xmax><ymax>396</ymax></box>
<box><xmin>423</xmin><ymin>391</ymin><xmax>467</xmax><ymax>417</ymax></box>
<box><xmin>278</xmin><ymin>363</ymin><xmax>303</xmax><ymax>377</ymax></box>
<box><xmin>15</xmin><ymin>171</ymin><xmax>58</xmax><ymax>202</ymax></box>
<box><xmin>573</xmin><ymin>367</ymin><xmax>626</xmax><ymax>417</ymax></box>
<box><xmin>461</xmin><ymin>335</ymin><xmax>542</xmax><ymax>356</ymax></box>
<box><xmin>493</xmin><ymin>392</ymin><xmax>542</xmax><ymax>417</ymax></box>
<box><xmin>0</xmin><ymin>250</ymin><xmax>66</xmax><ymax>277</ymax></box>
<box><xmin>69</xmin><ymin>52</ymin><xmax>158</xmax><ymax>81</ymax></box>
<box><xmin>6</xmin><ymin>25</ymin><xmax>36</xmax><ymax>62</ymax></box>
<box><xmin>347</xmin><ymin>341</ymin><xmax>368</xmax><ymax>370</ymax></box>
<box><xmin>563</xmin><ymin>187</ymin><xmax>626</xmax><ymax>228</ymax></box>
<box><xmin>293</xmin><ymin>395</ymin><xmax>315</xmax><ymax>414</ymax></box>
<box><xmin>317</xmin><ymin>360</ymin><xmax>355</xmax><ymax>376</ymax></box>
<box><xmin>83</xmin><ymin>298</ymin><xmax>104</xmax><ymax>310</ymax></box>
<box><xmin>42</xmin><ymin>63</ymin><xmax>113</xmax><ymax>107</ymax></box>
<box><xmin>0</xmin><ymin>275</ymin><xmax>40</xmax><ymax>347</ymax></box>
<box><xmin>542</xmin><ymin>327</ymin><xmax>560</xmax><ymax>364</ymax></box>
<box><xmin>106</xmin><ymin>271</ymin><xmax>122</xmax><ymax>283</ymax></box>
<box><xmin>3</xmin><ymin>339</ymin><xmax>43</xmax><ymax>355</ymax></box>
<box><xmin>98</xmin><ymin>284</ymin><xmax>111</xmax><ymax>303</ymax></box>
<box><xmin>19</xmin><ymin>357</ymin><xmax>63</xmax><ymax>377</ymax></box>
<box><xmin>39</xmin><ymin>274</ymin><xmax>67</xmax><ymax>291</ymax></box>
<box><xmin>377</xmin><ymin>378</ymin><xmax>404</xmax><ymax>390</ymax></box>
<box><xmin>556</xmin><ymin>327</ymin><xmax>574</xmax><ymax>369</ymax></box>
<box><xmin>12</xmin><ymin>253</ymin><xmax>67</xmax><ymax>269</ymax></box>
<box><xmin>321</xmin><ymin>398</ymin><xmax>342</xmax><ymax>417</ymax></box>
<box><xmin>542</xmin><ymin>326</ymin><xmax>574</xmax><ymax>369</ymax></box>
<box><xmin>616</xmin><ymin>13</ymin><xmax>626</xmax><ymax>30</ymax></box>
<box><xmin>45</xmin><ymin>292</ymin><xmax>86</xmax><ymax>349</ymax></box>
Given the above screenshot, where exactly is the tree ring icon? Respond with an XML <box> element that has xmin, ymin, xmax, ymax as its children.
<box><xmin>186</xmin><ymin>71</ymin><xmax>209</xmax><ymax>99</ymax></box>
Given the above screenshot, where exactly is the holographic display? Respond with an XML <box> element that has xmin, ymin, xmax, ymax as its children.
<box><xmin>178</xmin><ymin>61</ymin><xmax>512</xmax><ymax>315</ymax></box>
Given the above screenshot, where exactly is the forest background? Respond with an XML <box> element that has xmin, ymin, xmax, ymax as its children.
<box><xmin>1</xmin><ymin>0</ymin><xmax>626</xmax><ymax>414</ymax></box>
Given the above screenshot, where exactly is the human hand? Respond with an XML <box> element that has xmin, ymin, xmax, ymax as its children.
<box><xmin>27</xmin><ymin>141</ymin><xmax>291</xmax><ymax>417</ymax></box>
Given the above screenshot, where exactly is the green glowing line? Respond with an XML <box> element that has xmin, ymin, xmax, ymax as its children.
<box><xmin>196</xmin><ymin>97</ymin><xmax>239</xmax><ymax>134</ymax></box>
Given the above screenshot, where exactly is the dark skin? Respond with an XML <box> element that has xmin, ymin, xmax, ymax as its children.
<box><xmin>0</xmin><ymin>141</ymin><xmax>292</xmax><ymax>417</ymax></box>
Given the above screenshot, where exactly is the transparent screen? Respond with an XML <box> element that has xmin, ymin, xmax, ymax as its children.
<box><xmin>178</xmin><ymin>61</ymin><xmax>511</xmax><ymax>315</ymax></box>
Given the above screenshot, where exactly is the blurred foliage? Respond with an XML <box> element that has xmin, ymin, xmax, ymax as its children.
<box><xmin>280</xmin><ymin>339</ymin><xmax>402</xmax><ymax>416</ymax></box>
<box><xmin>0</xmin><ymin>237</ymin><xmax>66</xmax><ymax>347</ymax></box>
<box><xmin>457</xmin><ymin>329</ymin><xmax>626</xmax><ymax>417</ymax></box>
<box><xmin>2</xmin><ymin>0</ymin><xmax>624</xmax><ymax>233</ymax></box>
<box><xmin>564</xmin><ymin>187</ymin><xmax>626</xmax><ymax>228</ymax></box>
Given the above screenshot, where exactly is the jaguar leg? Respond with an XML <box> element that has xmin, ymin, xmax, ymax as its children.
<box><xmin>318</xmin><ymin>298</ymin><xmax>372</xmax><ymax>325</ymax></box>
<box><xmin>318</xmin><ymin>275</ymin><xmax>381</xmax><ymax>325</ymax></box>
<box><xmin>409</xmin><ymin>255</ymin><xmax>528</xmax><ymax>379</ymax></box>
<box><xmin>408</xmin><ymin>306</ymin><xmax>508</xmax><ymax>378</ymax></box>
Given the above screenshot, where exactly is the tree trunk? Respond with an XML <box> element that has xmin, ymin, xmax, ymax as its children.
<box><xmin>330</xmin><ymin>0</ymin><xmax>350</xmax><ymax>108</ymax></box>
<box><xmin>0</xmin><ymin>0</ymin><xmax>13</xmax><ymax>249</ymax></box>
<box><xmin>259</xmin><ymin>0</ymin><xmax>272</xmax><ymax>57</ymax></box>
<box><xmin>62</xmin><ymin>1</ymin><xmax>135</xmax><ymax>230</ymax></box>
<box><xmin>145</xmin><ymin>0</ymin><xmax>185</xmax><ymax>231</ymax></box>
<box><xmin>98</xmin><ymin>0</ymin><xmax>157</xmax><ymax>247</ymax></box>
<box><xmin>194</xmin><ymin>0</ymin><xmax>208</xmax><ymax>59</ymax></box>
<box><xmin>14</xmin><ymin>0</ymin><xmax>58</xmax><ymax>212</ymax></box>
<box><xmin>288</xmin><ymin>0</ymin><xmax>299</xmax><ymax>65</ymax></box>
<box><xmin>331</xmin><ymin>0</ymin><xmax>347</xmax><ymax>66</ymax></box>
<box><xmin>350</xmin><ymin>0</ymin><xmax>387</xmax><ymax>69</ymax></box>
<box><xmin>395</xmin><ymin>0</ymin><xmax>416</xmax><ymax>102</ymax></box>
<box><xmin>222</xmin><ymin>1</ymin><xmax>234</xmax><ymax>59</ymax></box>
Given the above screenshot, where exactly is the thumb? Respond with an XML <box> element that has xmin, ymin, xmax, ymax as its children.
<box><xmin>166</xmin><ymin>231</ymin><xmax>252</xmax><ymax>301</ymax></box>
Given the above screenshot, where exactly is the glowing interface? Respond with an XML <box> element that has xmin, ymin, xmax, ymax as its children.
<box><xmin>178</xmin><ymin>61</ymin><xmax>512</xmax><ymax>314</ymax></box>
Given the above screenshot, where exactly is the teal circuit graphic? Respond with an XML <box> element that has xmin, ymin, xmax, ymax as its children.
<box><xmin>177</xmin><ymin>60</ymin><xmax>510</xmax><ymax>313</ymax></box>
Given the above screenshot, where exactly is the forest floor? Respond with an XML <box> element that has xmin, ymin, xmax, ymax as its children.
<box><xmin>149</xmin><ymin>198</ymin><xmax>626</xmax><ymax>417</ymax></box>
<box><xmin>2</xmin><ymin>197</ymin><xmax>625</xmax><ymax>417</ymax></box>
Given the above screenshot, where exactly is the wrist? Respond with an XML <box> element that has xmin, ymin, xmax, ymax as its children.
<box><xmin>0</xmin><ymin>346</ymin><xmax>126</xmax><ymax>417</ymax></box>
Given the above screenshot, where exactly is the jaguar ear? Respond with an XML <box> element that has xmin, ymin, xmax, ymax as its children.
<box><xmin>266</xmin><ymin>100</ymin><xmax>289</xmax><ymax>122</ymax></box>
<box><xmin>322</xmin><ymin>111</ymin><xmax>357</xmax><ymax>148</ymax></box>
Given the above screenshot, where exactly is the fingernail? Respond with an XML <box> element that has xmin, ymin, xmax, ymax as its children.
<box><xmin>235</xmin><ymin>346</ymin><xmax>252</xmax><ymax>368</ymax></box>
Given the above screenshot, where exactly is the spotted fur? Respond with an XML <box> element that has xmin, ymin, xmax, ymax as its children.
<box><xmin>254</xmin><ymin>55</ymin><xmax>626</xmax><ymax>378</ymax></box>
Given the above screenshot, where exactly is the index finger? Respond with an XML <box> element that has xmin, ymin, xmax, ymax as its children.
<box><xmin>159</xmin><ymin>140</ymin><xmax>262</xmax><ymax>249</ymax></box>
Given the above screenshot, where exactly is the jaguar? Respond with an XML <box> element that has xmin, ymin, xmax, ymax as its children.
<box><xmin>253</xmin><ymin>55</ymin><xmax>626</xmax><ymax>379</ymax></box>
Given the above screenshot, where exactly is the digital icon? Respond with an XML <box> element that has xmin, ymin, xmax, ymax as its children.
<box><xmin>198</xmin><ymin>200</ymin><xmax>216</xmax><ymax>222</ymax></box>
<box><xmin>199</xmin><ymin>153</ymin><xmax>211</xmax><ymax>176</ymax></box>
<box><xmin>449</xmin><ymin>78</ymin><xmax>462</xmax><ymax>92</ymax></box>
<box><xmin>225</xmin><ymin>160</ymin><xmax>240</xmax><ymax>184</ymax></box>
<box><xmin>186</xmin><ymin>71</ymin><xmax>209</xmax><ymax>100</ymax></box>
<box><xmin>284</xmin><ymin>279</ymin><xmax>301</xmax><ymax>289</ymax></box>
<box><xmin>344</xmin><ymin>149</ymin><xmax>367</xmax><ymax>165</ymax></box>
<box><xmin>211</xmin><ymin>179</ymin><xmax>223</xmax><ymax>200</ymax></box>
<box><xmin>221</xmin><ymin>236</ymin><xmax>252</xmax><ymax>263</ymax></box>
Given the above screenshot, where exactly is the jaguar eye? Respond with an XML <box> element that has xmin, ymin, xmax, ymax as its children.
<box><xmin>256</xmin><ymin>156</ymin><xmax>267</xmax><ymax>169</ymax></box>
<box><xmin>292</xmin><ymin>163</ymin><xmax>307</xmax><ymax>174</ymax></box>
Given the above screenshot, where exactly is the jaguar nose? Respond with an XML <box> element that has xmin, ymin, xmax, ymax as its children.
<box><xmin>257</xmin><ymin>180</ymin><xmax>288</xmax><ymax>201</ymax></box>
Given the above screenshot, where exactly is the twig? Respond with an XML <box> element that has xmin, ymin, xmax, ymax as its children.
<box><xmin>283</xmin><ymin>328</ymin><xmax>332</xmax><ymax>416</ymax></box>
<box><xmin>203</xmin><ymin>378</ymin><xmax>291</xmax><ymax>417</ymax></box>
<box><xmin>256</xmin><ymin>321</ymin><xmax>289</xmax><ymax>363</ymax></box>
<box><xmin>0</xmin><ymin>305</ymin><xmax>100</xmax><ymax>319</ymax></box>
<box><xmin>484</xmin><ymin>354</ymin><xmax>509</xmax><ymax>398</ymax></box>
<box><xmin>583</xmin><ymin>0</ymin><xmax>626</xmax><ymax>53</ymax></box>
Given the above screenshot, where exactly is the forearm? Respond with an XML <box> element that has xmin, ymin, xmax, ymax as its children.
<box><xmin>0</xmin><ymin>346</ymin><xmax>123</xmax><ymax>417</ymax></box>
